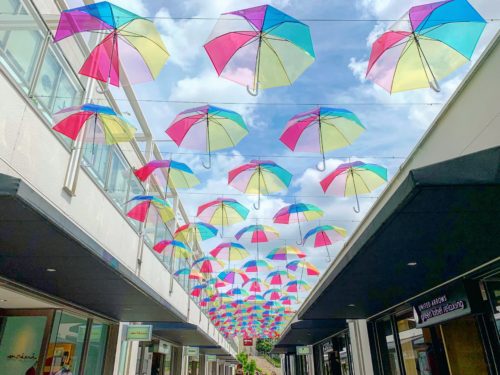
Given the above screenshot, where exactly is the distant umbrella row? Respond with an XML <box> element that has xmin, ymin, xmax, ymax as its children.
<box><xmin>54</xmin><ymin>1</ymin><xmax>486</xmax><ymax>94</ymax></box>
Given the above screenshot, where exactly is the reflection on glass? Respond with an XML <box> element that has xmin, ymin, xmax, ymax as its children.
<box><xmin>83</xmin><ymin>322</ymin><xmax>108</xmax><ymax>375</ymax></box>
<box><xmin>376</xmin><ymin>318</ymin><xmax>401</xmax><ymax>375</ymax></box>
<box><xmin>486</xmin><ymin>280</ymin><xmax>500</xmax><ymax>336</ymax></box>
<box><xmin>397</xmin><ymin>313</ymin><xmax>434</xmax><ymax>375</ymax></box>
<box><xmin>163</xmin><ymin>344</ymin><xmax>172</xmax><ymax>375</ymax></box>
<box><xmin>82</xmin><ymin>122</ymin><xmax>110</xmax><ymax>187</ymax></box>
<box><xmin>47</xmin><ymin>312</ymin><xmax>88</xmax><ymax>375</ymax></box>
<box><xmin>108</xmin><ymin>149</ymin><xmax>130</xmax><ymax>205</ymax></box>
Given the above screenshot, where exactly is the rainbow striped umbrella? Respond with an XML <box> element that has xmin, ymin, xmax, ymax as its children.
<box><xmin>243</xmin><ymin>277</ymin><xmax>267</xmax><ymax>293</ymax></box>
<box><xmin>320</xmin><ymin>161</ymin><xmax>387</xmax><ymax>212</ymax></box>
<box><xmin>235</xmin><ymin>224</ymin><xmax>280</xmax><ymax>243</ymax></box>
<box><xmin>210</xmin><ymin>243</ymin><xmax>249</xmax><ymax>263</ymax></box>
<box><xmin>153</xmin><ymin>240</ymin><xmax>192</xmax><ymax>259</ymax></box>
<box><xmin>280</xmin><ymin>295</ymin><xmax>299</xmax><ymax>305</ymax></box>
<box><xmin>197</xmin><ymin>198</ymin><xmax>249</xmax><ymax>236</ymax></box>
<box><xmin>191</xmin><ymin>284</ymin><xmax>210</xmax><ymax>297</ymax></box>
<box><xmin>263</xmin><ymin>289</ymin><xmax>283</xmax><ymax>301</ymax></box>
<box><xmin>303</xmin><ymin>225</ymin><xmax>347</xmax><ymax>261</ymax></box>
<box><xmin>166</xmin><ymin>105</ymin><xmax>248</xmax><ymax>168</ymax></box>
<box><xmin>280</xmin><ymin>107</ymin><xmax>365</xmax><ymax>170</ymax></box>
<box><xmin>273</xmin><ymin>203</ymin><xmax>324</xmax><ymax>244</ymax></box>
<box><xmin>53</xmin><ymin>104</ymin><xmax>136</xmax><ymax>145</ymax></box>
<box><xmin>134</xmin><ymin>160</ymin><xmax>199</xmax><ymax>193</ymax></box>
<box><xmin>266</xmin><ymin>270</ymin><xmax>295</xmax><ymax>286</ymax></box>
<box><xmin>285</xmin><ymin>280</ymin><xmax>311</xmax><ymax>293</ymax></box>
<box><xmin>174</xmin><ymin>222</ymin><xmax>218</xmax><ymax>243</ymax></box>
<box><xmin>228</xmin><ymin>160</ymin><xmax>292</xmax><ymax>209</ymax></box>
<box><xmin>174</xmin><ymin>268</ymin><xmax>205</xmax><ymax>281</ymax></box>
<box><xmin>192</xmin><ymin>256</ymin><xmax>225</xmax><ymax>273</ymax></box>
<box><xmin>218</xmin><ymin>269</ymin><xmax>250</xmax><ymax>284</ymax></box>
<box><xmin>366</xmin><ymin>0</ymin><xmax>486</xmax><ymax>93</ymax></box>
<box><xmin>286</xmin><ymin>260</ymin><xmax>320</xmax><ymax>276</ymax></box>
<box><xmin>266</xmin><ymin>246</ymin><xmax>306</xmax><ymax>261</ymax></box>
<box><xmin>241</xmin><ymin>260</ymin><xmax>274</xmax><ymax>273</ymax></box>
<box><xmin>228</xmin><ymin>288</ymin><xmax>250</xmax><ymax>297</ymax></box>
<box><xmin>126</xmin><ymin>195</ymin><xmax>174</xmax><ymax>223</ymax></box>
<box><xmin>54</xmin><ymin>1</ymin><xmax>169</xmax><ymax>87</ymax></box>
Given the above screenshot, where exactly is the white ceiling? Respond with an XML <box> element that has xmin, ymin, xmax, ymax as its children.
<box><xmin>0</xmin><ymin>285</ymin><xmax>60</xmax><ymax>309</ymax></box>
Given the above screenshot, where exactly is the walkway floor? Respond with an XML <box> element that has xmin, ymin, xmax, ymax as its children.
<box><xmin>251</xmin><ymin>356</ymin><xmax>282</xmax><ymax>375</ymax></box>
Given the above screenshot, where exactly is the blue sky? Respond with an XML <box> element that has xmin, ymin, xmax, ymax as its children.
<box><xmin>70</xmin><ymin>0</ymin><xmax>499</xmax><ymax>293</ymax></box>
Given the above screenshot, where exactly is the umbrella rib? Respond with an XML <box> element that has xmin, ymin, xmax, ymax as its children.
<box><xmin>209</xmin><ymin>117</ymin><xmax>238</xmax><ymax>147</ymax></box>
<box><xmin>262</xmin><ymin>37</ymin><xmax>292</xmax><ymax>85</ymax></box>
<box><xmin>117</xmin><ymin>29</ymin><xmax>169</xmax><ymax>54</ymax></box>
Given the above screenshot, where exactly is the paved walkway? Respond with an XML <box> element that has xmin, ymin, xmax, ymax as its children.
<box><xmin>251</xmin><ymin>355</ymin><xmax>282</xmax><ymax>375</ymax></box>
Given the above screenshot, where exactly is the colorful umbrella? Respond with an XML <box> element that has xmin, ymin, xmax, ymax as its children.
<box><xmin>54</xmin><ymin>1</ymin><xmax>169</xmax><ymax>86</ymax></box>
<box><xmin>53</xmin><ymin>104</ymin><xmax>136</xmax><ymax>146</ymax></box>
<box><xmin>235</xmin><ymin>224</ymin><xmax>280</xmax><ymax>243</ymax></box>
<box><xmin>228</xmin><ymin>288</ymin><xmax>250</xmax><ymax>297</ymax></box>
<box><xmin>366</xmin><ymin>0</ymin><xmax>486</xmax><ymax>93</ymax></box>
<box><xmin>243</xmin><ymin>277</ymin><xmax>267</xmax><ymax>293</ymax></box>
<box><xmin>266</xmin><ymin>270</ymin><xmax>295</xmax><ymax>286</ymax></box>
<box><xmin>280</xmin><ymin>295</ymin><xmax>299</xmax><ymax>305</ymax></box>
<box><xmin>218</xmin><ymin>269</ymin><xmax>250</xmax><ymax>284</ymax></box>
<box><xmin>286</xmin><ymin>260</ymin><xmax>320</xmax><ymax>276</ymax></box>
<box><xmin>228</xmin><ymin>160</ymin><xmax>292</xmax><ymax>209</ymax></box>
<box><xmin>280</xmin><ymin>107</ymin><xmax>365</xmax><ymax>170</ymax></box>
<box><xmin>153</xmin><ymin>240</ymin><xmax>192</xmax><ymax>258</ymax></box>
<box><xmin>174</xmin><ymin>222</ymin><xmax>218</xmax><ymax>243</ymax></box>
<box><xmin>166</xmin><ymin>105</ymin><xmax>248</xmax><ymax>168</ymax></box>
<box><xmin>126</xmin><ymin>195</ymin><xmax>174</xmax><ymax>223</ymax></box>
<box><xmin>263</xmin><ymin>289</ymin><xmax>283</xmax><ymax>301</ymax></box>
<box><xmin>197</xmin><ymin>198</ymin><xmax>249</xmax><ymax>236</ymax></box>
<box><xmin>191</xmin><ymin>284</ymin><xmax>210</xmax><ymax>297</ymax></box>
<box><xmin>192</xmin><ymin>256</ymin><xmax>225</xmax><ymax>273</ymax></box>
<box><xmin>285</xmin><ymin>280</ymin><xmax>311</xmax><ymax>293</ymax></box>
<box><xmin>210</xmin><ymin>243</ymin><xmax>249</xmax><ymax>263</ymax></box>
<box><xmin>303</xmin><ymin>225</ymin><xmax>347</xmax><ymax>261</ymax></box>
<box><xmin>134</xmin><ymin>160</ymin><xmax>199</xmax><ymax>193</ymax></box>
<box><xmin>273</xmin><ymin>203</ymin><xmax>324</xmax><ymax>244</ymax></box>
<box><xmin>174</xmin><ymin>268</ymin><xmax>205</xmax><ymax>281</ymax></box>
<box><xmin>266</xmin><ymin>245</ymin><xmax>306</xmax><ymax>261</ymax></box>
<box><xmin>320</xmin><ymin>161</ymin><xmax>387</xmax><ymax>212</ymax></box>
<box><xmin>204</xmin><ymin>5</ymin><xmax>315</xmax><ymax>95</ymax></box>
<box><xmin>241</xmin><ymin>260</ymin><xmax>274</xmax><ymax>273</ymax></box>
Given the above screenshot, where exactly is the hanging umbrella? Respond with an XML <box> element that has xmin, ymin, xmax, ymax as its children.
<box><xmin>204</xmin><ymin>4</ymin><xmax>315</xmax><ymax>95</ymax></box>
<box><xmin>245</xmin><ymin>295</ymin><xmax>266</xmax><ymax>304</ymax></box>
<box><xmin>241</xmin><ymin>260</ymin><xmax>274</xmax><ymax>273</ymax></box>
<box><xmin>235</xmin><ymin>225</ymin><xmax>280</xmax><ymax>243</ymax></box>
<box><xmin>228</xmin><ymin>160</ymin><xmax>292</xmax><ymax>209</ymax></box>
<box><xmin>243</xmin><ymin>277</ymin><xmax>267</xmax><ymax>293</ymax></box>
<box><xmin>286</xmin><ymin>260</ymin><xmax>320</xmax><ymax>276</ymax></box>
<box><xmin>228</xmin><ymin>288</ymin><xmax>250</xmax><ymax>297</ymax></box>
<box><xmin>174</xmin><ymin>268</ymin><xmax>205</xmax><ymax>281</ymax></box>
<box><xmin>280</xmin><ymin>295</ymin><xmax>299</xmax><ymax>305</ymax></box>
<box><xmin>263</xmin><ymin>289</ymin><xmax>283</xmax><ymax>301</ymax></box>
<box><xmin>166</xmin><ymin>105</ymin><xmax>248</xmax><ymax>168</ymax></box>
<box><xmin>54</xmin><ymin>1</ymin><xmax>169</xmax><ymax>87</ymax></box>
<box><xmin>206</xmin><ymin>277</ymin><xmax>228</xmax><ymax>289</ymax></box>
<box><xmin>197</xmin><ymin>198</ymin><xmax>249</xmax><ymax>236</ymax></box>
<box><xmin>126</xmin><ymin>195</ymin><xmax>174</xmax><ymax>223</ymax></box>
<box><xmin>210</xmin><ymin>243</ymin><xmax>249</xmax><ymax>263</ymax></box>
<box><xmin>53</xmin><ymin>104</ymin><xmax>136</xmax><ymax>146</ymax></box>
<box><xmin>280</xmin><ymin>107</ymin><xmax>365</xmax><ymax>170</ymax></box>
<box><xmin>266</xmin><ymin>245</ymin><xmax>306</xmax><ymax>261</ymax></box>
<box><xmin>134</xmin><ymin>160</ymin><xmax>200</xmax><ymax>193</ymax></box>
<box><xmin>366</xmin><ymin>0</ymin><xmax>486</xmax><ymax>93</ymax></box>
<box><xmin>273</xmin><ymin>203</ymin><xmax>324</xmax><ymax>244</ymax></box>
<box><xmin>218</xmin><ymin>269</ymin><xmax>250</xmax><ymax>284</ymax></box>
<box><xmin>174</xmin><ymin>222</ymin><xmax>218</xmax><ymax>243</ymax></box>
<box><xmin>303</xmin><ymin>225</ymin><xmax>347</xmax><ymax>261</ymax></box>
<box><xmin>266</xmin><ymin>270</ymin><xmax>295</xmax><ymax>286</ymax></box>
<box><xmin>320</xmin><ymin>161</ymin><xmax>387</xmax><ymax>213</ymax></box>
<box><xmin>285</xmin><ymin>280</ymin><xmax>311</xmax><ymax>293</ymax></box>
<box><xmin>153</xmin><ymin>240</ymin><xmax>192</xmax><ymax>258</ymax></box>
<box><xmin>191</xmin><ymin>284</ymin><xmax>210</xmax><ymax>297</ymax></box>
<box><xmin>192</xmin><ymin>256</ymin><xmax>225</xmax><ymax>273</ymax></box>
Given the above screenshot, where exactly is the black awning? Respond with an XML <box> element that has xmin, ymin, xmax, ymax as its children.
<box><xmin>0</xmin><ymin>174</ymin><xmax>185</xmax><ymax>322</ymax></box>
<box><xmin>300</xmin><ymin>147</ymin><xmax>500</xmax><ymax>320</ymax></box>
<box><xmin>276</xmin><ymin>319</ymin><xmax>347</xmax><ymax>348</ymax></box>
<box><xmin>149</xmin><ymin>322</ymin><xmax>220</xmax><ymax>347</ymax></box>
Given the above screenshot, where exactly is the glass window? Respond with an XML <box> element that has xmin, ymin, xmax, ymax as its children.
<box><xmin>107</xmin><ymin>149</ymin><xmax>130</xmax><ymax>205</ymax></box>
<box><xmin>375</xmin><ymin>318</ymin><xmax>401</xmax><ymax>375</ymax></box>
<box><xmin>485</xmin><ymin>280</ymin><xmax>500</xmax><ymax>337</ymax></box>
<box><xmin>127</xmin><ymin>175</ymin><xmax>145</xmax><ymax>231</ymax></box>
<box><xmin>0</xmin><ymin>315</ymin><xmax>47</xmax><ymax>375</ymax></box>
<box><xmin>163</xmin><ymin>344</ymin><xmax>173</xmax><ymax>375</ymax></box>
<box><xmin>83</xmin><ymin>322</ymin><xmax>109</xmax><ymax>375</ymax></box>
<box><xmin>82</xmin><ymin>121</ymin><xmax>111</xmax><ymax>187</ymax></box>
<box><xmin>47</xmin><ymin>312</ymin><xmax>88</xmax><ymax>375</ymax></box>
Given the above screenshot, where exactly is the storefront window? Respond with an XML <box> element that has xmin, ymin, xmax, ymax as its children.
<box><xmin>107</xmin><ymin>149</ymin><xmax>130</xmax><ymax>205</ymax></box>
<box><xmin>83</xmin><ymin>322</ymin><xmax>109</xmax><ymax>375</ymax></box>
<box><xmin>375</xmin><ymin>318</ymin><xmax>401</xmax><ymax>375</ymax></box>
<box><xmin>47</xmin><ymin>311</ymin><xmax>88</xmax><ymax>375</ymax></box>
<box><xmin>486</xmin><ymin>280</ymin><xmax>500</xmax><ymax>337</ymax></box>
<box><xmin>0</xmin><ymin>315</ymin><xmax>47</xmax><ymax>375</ymax></box>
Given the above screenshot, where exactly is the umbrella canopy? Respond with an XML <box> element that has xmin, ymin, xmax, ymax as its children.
<box><xmin>166</xmin><ymin>105</ymin><xmax>248</xmax><ymax>168</ymax></box>
<box><xmin>210</xmin><ymin>243</ymin><xmax>250</xmax><ymax>268</ymax></box>
<box><xmin>174</xmin><ymin>222</ymin><xmax>218</xmax><ymax>243</ymax></box>
<box><xmin>54</xmin><ymin>1</ymin><xmax>169</xmax><ymax>86</ymax></box>
<box><xmin>273</xmin><ymin>203</ymin><xmax>324</xmax><ymax>244</ymax></box>
<box><xmin>134</xmin><ymin>160</ymin><xmax>200</xmax><ymax>192</ymax></box>
<box><xmin>266</xmin><ymin>246</ymin><xmax>306</xmax><ymax>261</ymax></box>
<box><xmin>152</xmin><ymin>240</ymin><xmax>192</xmax><ymax>259</ymax></box>
<box><xmin>204</xmin><ymin>4</ymin><xmax>315</xmax><ymax>94</ymax></box>
<box><xmin>263</xmin><ymin>289</ymin><xmax>283</xmax><ymax>301</ymax></box>
<box><xmin>243</xmin><ymin>277</ymin><xmax>267</xmax><ymax>293</ymax></box>
<box><xmin>53</xmin><ymin>104</ymin><xmax>136</xmax><ymax>144</ymax></box>
<box><xmin>280</xmin><ymin>295</ymin><xmax>299</xmax><ymax>305</ymax></box>
<box><xmin>303</xmin><ymin>224</ymin><xmax>347</xmax><ymax>261</ymax></box>
<box><xmin>242</xmin><ymin>260</ymin><xmax>274</xmax><ymax>273</ymax></box>
<box><xmin>228</xmin><ymin>160</ymin><xmax>292</xmax><ymax>209</ymax></box>
<box><xmin>126</xmin><ymin>195</ymin><xmax>174</xmax><ymax>223</ymax></box>
<box><xmin>197</xmin><ymin>198</ymin><xmax>249</xmax><ymax>235</ymax></box>
<box><xmin>285</xmin><ymin>280</ymin><xmax>311</xmax><ymax>293</ymax></box>
<box><xmin>320</xmin><ymin>161</ymin><xmax>387</xmax><ymax>212</ymax></box>
<box><xmin>366</xmin><ymin>0</ymin><xmax>486</xmax><ymax>93</ymax></box>
<box><xmin>266</xmin><ymin>270</ymin><xmax>295</xmax><ymax>285</ymax></box>
<box><xmin>280</xmin><ymin>107</ymin><xmax>365</xmax><ymax>170</ymax></box>
<box><xmin>192</xmin><ymin>256</ymin><xmax>225</xmax><ymax>273</ymax></box>
<box><xmin>235</xmin><ymin>224</ymin><xmax>280</xmax><ymax>243</ymax></box>
<box><xmin>218</xmin><ymin>269</ymin><xmax>250</xmax><ymax>284</ymax></box>
<box><xmin>286</xmin><ymin>260</ymin><xmax>320</xmax><ymax>276</ymax></box>
<box><xmin>174</xmin><ymin>268</ymin><xmax>205</xmax><ymax>281</ymax></box>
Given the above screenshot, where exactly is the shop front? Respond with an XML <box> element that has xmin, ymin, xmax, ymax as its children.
<box><xmin>370</xmin><ymin>276</ymin><xmax>500</xmax><ymax>375</ymax></box>
<box><xmin>0</xmin><ymin>308</ymin><xmax>116</xmax><ymax>375</ymax></box>
<box><xmin>135</xmin><ymin>339</ymin><xmax>176</xmax><ymax>375</ymax></box>
<box><xmin>313</xmin><ymin>331</ymin><xmax>353</xmax><ymax>375</ymax></box>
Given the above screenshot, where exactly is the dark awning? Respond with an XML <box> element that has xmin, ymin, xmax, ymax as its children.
<box><xmin>300</xmin><ymin>147</ymin><xmax>500</xmax><ymax>320</ymax></box>
<box><xmin>276</xmin><ymin>319</ymin><xmax>347</xmax><ymax>350</ymax></box>
<box><xmin>0</xmin><ymin>174</ymin><xmax>185</xmax><ymax>322</ymax></box>
<box><xmin>150</xmin><ymin>322</ymin><xmax>220</xmax><ymax>347</ymax></box>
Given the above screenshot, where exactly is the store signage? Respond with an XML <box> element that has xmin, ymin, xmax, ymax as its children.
<box><xmin>186</xmin><ymin>346</ymin><xmax>199</xmax><ymax>357</ymax></box>
<box><xmin>154</xmin><ymin>340</ymin><xmax>171</xmax><ymax>355</ymax></box>
<box><xmin>413</xmin><ymin>288</ymin><xmax>471</xmax><ymax>328</ymax></box>
<box><xmin>243</xmin><ymin>338</ymin><xmax>253</xmax><ymax>346</ymax></box>
<box><xmin>126</xmin><ymin>325</ymin><xmax>153</xmax><ymax>341</ymax></box>
<box><xmin>296</xmin><ymin>346</ymin><xmax>310</xmax><ymax>355</ymax></box>
<box><xmin>206</xmin><ymin>355</ymin><xmax>217</xmax><ymax>362</ymax></box>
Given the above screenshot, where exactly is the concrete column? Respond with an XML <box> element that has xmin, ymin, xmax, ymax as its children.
<box><xmin>348</xmin><ymin>319</ymin><xmax>375</xmax><ymax>375</ymax></box>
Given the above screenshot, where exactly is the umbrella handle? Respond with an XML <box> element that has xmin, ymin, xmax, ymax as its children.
<box><xmin>353</xmin><ymin>193</ymin><xmax>361</xmax><ymax>213</ymax></box>
<box><xmin>430</xmin><ymin>80</ymin><xmax>441</xmax><ymax>93</ymax></box>
<box><xmin>202</xmin><ymin>154</ymin><xmax>212</xmax><ymax>169</ymax></box>
<box><xmin>316</xmin><ymin>152</ymin><xmax>326</xmax><ymax>172</ymax></box>
<box><xmin>246</xmin><ymin>85</ymin><xmax>259</xmax><ymax>96</ymax></box>
<box><xmin>96</xmin><ymin>84</ymin><xmax>109</xmax><ymax>94</ymax></box>
<box><xmin>253</xmin><ymin>190</ymin><xmax>261</xmax><ymax>210</ymax></box>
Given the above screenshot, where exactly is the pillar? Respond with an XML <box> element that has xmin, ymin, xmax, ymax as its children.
<box><xmin>348</xmin><ymin>319</ymin><xmax>375</xmax><ymax>375</ymax></box>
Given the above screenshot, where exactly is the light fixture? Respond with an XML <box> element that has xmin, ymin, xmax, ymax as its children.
<box><xmin>0</xmin><ymin>299</ymin><xmax>7</xmax><ymax>302</ymax></box>
<box><xmin>347</xmin><ymin>304</ymin><xmax>356</xmax><ymax>307</ymax></box>
<box><xmin>46</xmin><ymin>268</ymin><xmax>57</xmax><ymax>272</ymax></box>
<box><xmin>407</xmin><ymin>262</ymin><xmax>417</xmax><ymax>267</ymax></box>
